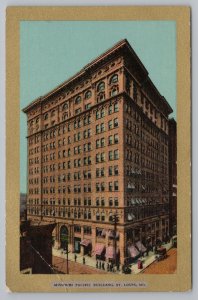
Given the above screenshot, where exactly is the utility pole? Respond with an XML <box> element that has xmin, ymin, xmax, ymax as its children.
<box><xmin>112</xmin><ymin>214</ymin><xmax>119</xmax><ymax>267</ymax></box>
<box><xmin>66</xmin><ymin>240</ymin><xmax>69</xmax><ymax>274</ymax></box>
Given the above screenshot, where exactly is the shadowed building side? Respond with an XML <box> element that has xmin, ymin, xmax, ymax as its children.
<box><xmin>168</xmin><ymin>119</ymin><xmax>177</xmax><ymax>236</ymax></box>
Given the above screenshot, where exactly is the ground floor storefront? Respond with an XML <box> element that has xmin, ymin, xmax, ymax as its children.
<box><xmin>49</xmin><ymin>215</ymin><xmax>170</xmax><ymax>265</ymax></box>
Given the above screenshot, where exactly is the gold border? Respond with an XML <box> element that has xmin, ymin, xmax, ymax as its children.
<box><xmin>6</xmin><ymin>6</ymin><xmax>191</xmax><ymax>292</ymax></box>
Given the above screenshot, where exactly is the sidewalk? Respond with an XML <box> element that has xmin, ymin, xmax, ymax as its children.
<box><xmin>52</xmin><ymin>241</ymin><xmax>172</xmax><ymax>275</ymax></box>
<box><xmin>132</xmin><ymin>241</ymin><xmax>172</xmax><ymax>274</ymax></box>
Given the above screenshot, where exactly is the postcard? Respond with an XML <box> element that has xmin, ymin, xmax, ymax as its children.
<box><xmin>6</xmin><ymin>6</ymin><xmax>191</xmax><ymax>292</ymax></box>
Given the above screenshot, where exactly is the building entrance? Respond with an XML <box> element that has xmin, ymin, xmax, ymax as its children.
<box><xmin>74</xmin><ymin>237</ymin><xmax>81</xmax><ymax>253</ymax></box>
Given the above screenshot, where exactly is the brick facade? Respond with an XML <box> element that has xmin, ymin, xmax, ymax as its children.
<box><xmin>23</xmin><ymin>39</ymin><xmax>173</xmax><ymax>265</ymax></box>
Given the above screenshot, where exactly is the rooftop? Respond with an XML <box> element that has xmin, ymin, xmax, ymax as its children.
<box><xmin>22</xmin><ymin>38</ymin><xmax>173</xmax><ymax>114</ymax></box>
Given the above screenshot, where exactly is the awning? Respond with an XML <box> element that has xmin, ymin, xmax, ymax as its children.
<box><xmin>128</xmin><ymin>183</ymin><xmax>135</xmax><ymax>189</ymax></box>
<box><xmin>127</xmin><ymin>213</ymin><xmax>135</xmax><ymax>221</ymax></box>
<box><xmin>128</xmin><ymin>245</ymin><xmax>140</xmax><ymax>258</ymax></box>
<box><xmin>95</xmin><ymin>243</ymin><xmax>105</xmax><ymax>255</ymax></box>
<box><xmin>105</xmin><ymin>246</ymin><xmax>119</xmax><ymax>259</ymax></box>
<box><xmin>136</xmin><ymin>241</ymin><xmax>146</xmax><ymax>252</ymax></box>
<box><xmin>80</xmin><ymin>239</ymin><xmax>91</xmax><ymax>247</ymax></box>
<box><xmin>131</xmin><ymin>198</ymin><xmax>136</xmax><ymax>205</ymax></box>
<box><xmin>101</xmin><ymin>229</ymin><xmax>106</xmax><ymax>236</ymax></box>
<box><xmin>108</xmin><ymin>230</ymin><xmax>119</xmax><ymax>238</ymax></box>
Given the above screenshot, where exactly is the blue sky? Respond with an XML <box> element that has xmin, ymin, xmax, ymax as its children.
<box><xmin>20</xmin><ymin>21</ymin><xmax>176</xmax><ymax>193</ymax></box>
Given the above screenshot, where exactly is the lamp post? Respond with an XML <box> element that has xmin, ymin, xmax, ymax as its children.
<box><xmin>62</xmin><ymin>235</ymin><xmax>69</xmax><ymax>274</ymax></box>
<box><xmin>111</xmin><ymin>213</ymin><xmax>119</xmax><ymax>267</ymax></box>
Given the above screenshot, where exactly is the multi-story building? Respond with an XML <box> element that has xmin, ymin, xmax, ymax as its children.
<box><xmin>20</xmin><ymin>193</ymin><xmax>27</xmax><ymax>218</ymax></box>
<box><xmin>23</xmin><ymin>39</ymin><xmax>173</xmax><ymax>265</ymax></box>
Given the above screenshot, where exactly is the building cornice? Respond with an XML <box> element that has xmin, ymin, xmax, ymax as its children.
<box><xmin>23</xmin><ymin>39</ymin><xmax>172</xmax><ymax>114</ymax></box>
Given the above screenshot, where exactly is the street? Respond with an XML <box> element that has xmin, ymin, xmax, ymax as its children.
<box><xmin>52</xmin><ymin>256</ymin><xmax>107</xmax><ymax>274</ymax></box>
<box><xmin>142</xmin><ymin>248</ymin><xmax>177</xmax><ymax>274</ymax></box>
<box><xmin>52</xmin><ymin>242</ymin><xmax>174</xmax><ymax>274</ymax></box>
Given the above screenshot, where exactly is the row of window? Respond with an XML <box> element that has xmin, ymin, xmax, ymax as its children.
<box><xmin>32</xmin><ymin>166</ymin><xmax>119</xmax><ymax>185</ymax></box>
<box><xmin>28</xmin><ymin>207</ymin><xmax>116</xmax><ymax>222</ymax></box>
<box><xmin>36</xmin><ymin>180</ymin><xmax>120</xmax><ymax>195</ymax></box>
<box><xmin>40</xmin><ymin>118</ymin><xmax>119</xmax><ymax>148</ymax></box>
<box><xmin>40</xmin><ymin>150</ymin><xmax>120</xmax><ymax>172</ymax></box>
<box><xmin>43</xmin><ymin>122</ymin><xmax>118</xmax><ymax>150</ymax></box>
<box><xmin>29</xmin><ymin>195</ymin><xmax>120</xmax><ymax>207</ymax></box>
<box><xmin>41</xmin><ymin>197</ymin><xmax>92</xmax><ymax>206</ymax></box>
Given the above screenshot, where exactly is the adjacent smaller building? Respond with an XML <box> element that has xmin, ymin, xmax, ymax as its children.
<box><xmin>20</xmin><ymin>220</ymin><xmax>56</xmax><ymax>274</ymax></box>
<box><xmin>20</xmin><ymin>193</ymin><xmax>27</xmax><ymax>219</ymax></box>
<box><xmin>168</xmin><ymin>118</ymin><xmax>177</xmax><ymax>236</ymax></box>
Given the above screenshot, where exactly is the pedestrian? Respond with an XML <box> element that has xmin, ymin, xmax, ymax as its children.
<box><xmin>99</xmin><ymin>261</ymin><xmax>102</xmax><ymax>269</ymax></box>
<box><xmin>74</xmin><ymin>254</ymin><xmax>77</xmax><ymax>262</ymax></box>
<box><xmin>83</xmin><ymin>257</ymin><xmax>85</xmax><ymax>264</ymax></box>
<box><xmin>107</xmin><ymin>263</ymin><xmax>110</xmax><ymax>272</ymax></box>
<box><xmin>116</xmin><ymin>262</ymin><xmax>120</xmax><ymax>271</ymax></box>
<box><xmin>110</xmin><ymin>263</ymin><xmax>113</xmax><ymax>272</ymax></box>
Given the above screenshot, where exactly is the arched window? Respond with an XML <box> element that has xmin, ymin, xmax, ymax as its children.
<box><xmin>44</xmin><ymin>113</ymin><xmax>48</xmax><ymax>120</ymax></box>
<box><xmin>85</xmin><ymin>90</ymin><xmax>92</xmax><ymax>99</ymax></box>
<box><xmin>75</xmin><ymin>96</ymin><xmax>81</xmax><ymax>104</ymax></box>
<box><xmin>62</xmin><ymin>102</ymin><xmax>68</xmax><ymax>111</ymax></box>
<box><xmin>62</xmin><ymin>112</ymin><xmax>68</xmax><ymax>121</ymax></box>
<box><xmin>97</xmin><ymin>93</ymin><xmax>105</xmax><ymax>103</ymax></box>
<box><xmin>110</xmin><ymin>87</ymin><xmax>118</xmax><ymax>96</ymax></box>
<box><xmin>110</xmin><ymin>74</ymin><xmax>118</xmax><ymax>84</ymax></box>
<box><xmin>97</xmin><ymin>81</ymin><xmax>105</xmax><ymax>92</ymax></box>
<box><xmin>51</xmin><ymin>110</ymin><xmax>55</xmax><ymax>117</ymax></box>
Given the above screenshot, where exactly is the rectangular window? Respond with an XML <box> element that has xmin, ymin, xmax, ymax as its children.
<box><xmin>114</xmin><ymin>118</ymin><xmax>119</xmax><ymax>127</ymax></box>
<box><xmin>109</xmin><ymin>151</ymin><xmax>113</xmax><ymax>161</ymax></box>
<box><xmin>114</xmin><ymin>197</ymin><xmax>119</xmax><ymax>206</ymax></box>
<box><xmin>96</xmin><ymin>153</ymin><xmax>100</xmax><ymax>163</ymax></box>
<box><xmin>101</xmin><ymin>182</ymin><xmax>105</xmax><ymax>191</ymax></box>
<box><xmin>96</xmin><ymin>183</ymin><xmax>100</xmax><ymax>192</ymax></box>
<box><xmin>114</xmin><ymin>165</ymin><xmax>119</xmax><ymax>175</ymax></box>
<box><xmin>88</xmin><ymin>129</ymin><xmax>91</xmax><ymax>137</ymax></box>
<box><xmin>109</xmin><ymin>105</ymin><xmax>113</xmax><ymax>115</ymax></box>
<box><xmin>114</xmin><ymin>134</ymin><xmax>119</xmax><ymax>144</ymax></box>
<box><xmin>96</xmin><ymin>124</ymin><xmax>100</xmax><ymax>134</ymax></box>
<box><xmin>108</xmin><ymin>135</ymin><xmax>113</xmax><ymax>145</ymax></box>
<box><xmin>101</xmin><ymin>123</ymin><xmax>105</xmax><ymax>132</ymax></box>
<box><xmin>101</xmin><ymin>153</ymin><xmax>105</xmax><ymax>162</ymax></box>
<box><xmin>114</xmin><ymin>103</ymin><xmax>119</xmax><ymax>112</ymax></box>
<box><xmin>114</xmin><ymin>149</ymin><xmax>119</xmax><ymax>160</ymax></box>
<box><xmin>96</xmin><ymin>111</ymin><xmax>100</xmax><ymax>120</ymax></box>
<box><xmin>96</xmin><ymin>168</ymin><xmax>100</xmax><ymax>177</ymax></box>
<box><xmin>109</xmin><ymin>166</ymin><xmax>113</xmax><ymax>176</ymax></box>
<box><xmin>108</xmin><ymin>120</ymin><xmax>113</xmax><ymax>130</ymax></box>
<box><xmin>101</xmin><ymin>138</ymin><xmax>105</xmax><ymax>147</ymax></box>
<box><xmin>96</xmin><ymin>139</ymin><xmax>100</xmax><ymax>148</ymax></box>
<box><xmin>101</xmin><ymin>109</ymin><xmax>105</xmax><ymax>118</ymax></box>
<box><xmin>85</xmin><ymin>103</ymin><xmax>91</xmax><ymax>110</ymax></box>
<box><xmin>114</xmin><ymin>181</ymin><xmax>119</xmax><ymax>191</ymax></box>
